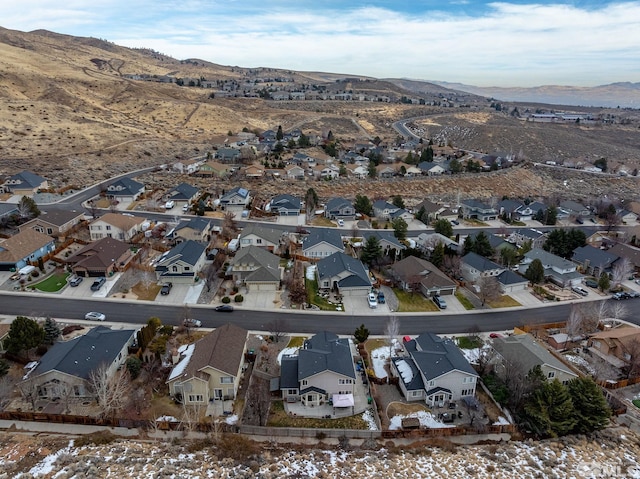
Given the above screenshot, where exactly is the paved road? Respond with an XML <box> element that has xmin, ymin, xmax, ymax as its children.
<box><xmin>1</xmin><ymin>291</ymin><xmax>638</xmax><ymax>335</ymax></box>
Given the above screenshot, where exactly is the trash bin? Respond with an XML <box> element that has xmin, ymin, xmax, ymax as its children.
<box><xmin>367</xmin><ymin>396</ymin><xmax>372</xmax><ymax>404</ymax></box>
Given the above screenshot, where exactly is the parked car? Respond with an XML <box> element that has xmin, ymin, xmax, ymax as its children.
<box><xmin>214</xmin><ymin>304</ymin><xmax>234</xmax><ymax>312</ymax></box>
<box><xmin>337</xmin><ymin>219</ymin><xmax>344</xmax><ymax>227</ymax></box>
<box><xmin>85</xmin><ymin>311</ymin><xmax>106</xmax><ymax>321</ymax></box>
<box><xmin>433</xmin><ymin>295</ymin><xmax>447</xmax><ymax>309</ymax></box>
<box><xmin>182</xmin><ymin>203</ymin><xmax>190</xmax><ymax>212</ymax></box>
<box><xmin>572</xmin><ymin>286</ymin><xmax>589</xmax><ymax>296</ymax></box>
<box><xmin>367</xmin><ymin>292</ymin><xmax>378</xmax><ymax>309</ymax></box>
<box><xmin>612</xmin><ymin>292</ymin><xmax>628</xmax><ymax>300</ymax></box>
<box><xmin>584</xmin><ymin>279</ymin><xmax>598</xmax><ymax>288</ymax></box>
<box><xmin>68</xmin><ymin>275</ymin><xmax>83</xmax><ymax>287</ymax></box>
<box><xmin>489</xmin><ymin>333</ymin><xmax>503</xmax><ymax>339</ymax></box>
<box><xmin>165</xmin><ymin>200</ymin><xmax>175</xmax><ymax>209</ymax></box>
<box><xmin>183</xmin><ymin>318</ymin><xmax>202</xmax><ymax>327</ymax></box>
<box><xmin>377</xmin><ymin>291</ymin><xmax>386</xmax><ymax>304</ymax></box>
<box><xmin>628</xmin><ymin>291</ymin><xmax>640</xmax><ymax>298</ymax></box>
<box><xmin>90</xmin><ymin>277</ymin><xmax>106</xmax><ymax>291</ymax></box>
<box><xmin>160</xmin><ymin>282</ymin><xmax>173</xmax><ymax>295</ymax></box>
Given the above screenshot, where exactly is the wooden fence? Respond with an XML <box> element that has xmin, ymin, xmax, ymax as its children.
<box><xmin>596</xmin><ymin>377</ymin><xmax>640</xmax><ymax>390</ymax></box>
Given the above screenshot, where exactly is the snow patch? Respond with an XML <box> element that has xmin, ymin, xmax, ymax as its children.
<box><xmin>388</xmin><ymin>411</ymin><xmax>455</xmax><ymax>430</ymax></box>
<box><xmin>168</xmin><ymin>344</ymin><xmax>195</xmax><ymax>380</ymax></box>
<box><xmin>394</xmin><ymin>359</ymin><xmax>413</xmax><ymax>383</ymax></box>
<box><xmin>361</xmin><ymin>409</ymin><xmax>378</xmax><ymax>430</ymax></box>
<box><xmin>278</xmin><ymin>347</ymin><xmax>299</xmax><ymax>365</ymax></box>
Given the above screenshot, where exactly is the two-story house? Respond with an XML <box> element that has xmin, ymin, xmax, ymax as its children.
<box><xmin>172</xmin><ymin>159</ymin><xmax>200</xmax><ymax>175</ymax></box>
<box><xmin>2</xmin><ymin>170</ymin><xmax>48</xmax><ymax>196</ymax></box>
<box><xmin>361</xmin><ymin>230</ymin><xmax>406</xmax><ymax>259</ymax></box>
<box><xmin>154</xmin><ymin>240</ymin><xmax>207</xmax><ymax>284</ymax></box>
<box><xmin>324</xmin><ymin>197</ymin><xmax>356</xmax><ymax>221</ymax></box>
<box><xmin>89</xmin><ymin>213</ymin><xmax>146</xmax><ymax>242</ymax></box>
<box><xmin>106</xmin><ymin>178</ymin><xmax>145</xmax><ymax>203</ymax></box>
<box><xmin>214</xmin><ymin>147</ymin><xmax>242</xmax><ymax>163</ymax></box>
<box><xmin>391</xmin><ymin>333</ymin><xmax>478</xmax><ymax>405</ymax></box>
<box><xmin>461</xmin><ymin>252</ymin><xmax>505</xmax><ymax>282</ymax></box>
<box><xmin>219</xmin><ymin>187</ymin><xmax>251</xmax><ymax>212</ymax></box>
<box><xmin>372</xmin><ymin>200</ymin><xmax>400</xmax><ymax>221</ymax></box>
<box><xmin>239</xmin><ymin>223</ymin><xmax>287</xmax><ymax>253</ymax></box>
<box><xmin>572</xmin><ymin>245</ymin><xmax>619</xmax><ymax>277</ymax></box>
<box><xmin>18</xmin><ymin>208</ymin><xmax>84</xmax><ymax>239</ymax></box>
<box><xmin>316</xmin><ymin>252</ymin><xmax>371</xmax><ymax>296</ymax></box>
<box><xmin>164</xmin><ymin>183</ymin><xmax>199</xmax><ymax>208</ymax></box>
<box><xmin>198</xmin><ymin>160</ymin><xmax>230</xmax><ymax>178</ymax></box>
<box><xmin>166</xmin><ymin>218</ymin><xmax>212</xmax><ymax>244</ymax></box>
<box><xmin>228</xmin><ymin>246</ymin><xmax>281</xmax><ymax>291</ymax></box>
<box><xmin>508</xmin><ymin>228</ymin><xmax>547</xmax><ymax>250</ymax></box>
<box><xmin>280</xmin><ymin>332</ymin><xmax>357</xmax><ymax>407</ymax></box>
<box><xmin>460</xmin><ymin>199</ymin><xmax>498</xmax><ymax>221</ymax></box>
<box><xmin>269</xmin><ymin>194</ymin><xmax>301</xmax><ymax>216</ymax></box>
<box><xmin>520</xmin><ymin>248</ymin><xmax>584</xmax><ymax>287</ymax></box>
<box><xmin>302</xmin><ymin>229</ymin><xmax>344</xmax><ymax>259</ymax></box>
<box><xmin>167</xmin><ymin>324</ymin><xmax>248</xmax><ymax>405</ymax></box>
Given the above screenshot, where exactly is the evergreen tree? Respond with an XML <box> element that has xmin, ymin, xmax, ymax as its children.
<box><xmin>392</xmin><ymin>217</ymin><xmax>408</xmax><ymax>241</ymax></box>
<box><xmin>433</xmin><ymin>218</ymin><xmax>453</xmax><ymax>237</ymax></box>
<box><xmin>598</xmin><ymin>271</ymin><xmax>610</xmax><ymax>291</ymax></box>
<box><xmin>354</xmin><ymin>324</ymin><xmax>370</xmax><ymax>343</ymax></box>
<box><xmin>568</xmin><ymin>377</ymin><xmax>611</xmax><ymax>433</ymax></box>
<box><xmin>415</xmin><ymin>206</ymin><xmax>428</xmax><ymax>225</ymax></box>
<box><xmin>361</xmin><ymin>236</ymin><xmax>382</xmax><ymax>267</ymax></box>
<box><xmin>473</xmin><ymin>232</ymin><xmax>494</xmax><ymax>258</ymax></box>
<box><xmin>430</xmin><ymin>242</ymin><xmax>445</xmax><ymax>267</ymax></box>
<box><xmin>43</xmin><ymin>317</ymin><xmax>61</xmax><ymax>345</ymax></box>
<box><xmin>297</xmin><ymin>132</ymin><xmax>310</xmax><ymax>147</ymax></box>
<box><xmin>392</xmin><ymin>195</ymin><xmax>405</xmax><ymax>209</ymax></box>
<box><xmin>276</xmin><ymin>125</ymin><xmax>283</xmax><ymax>141</ymax></box>
<box><xmin>0</xmin><ymin>359</ymin><xmax>9</xmax><ymax>377</ymax></box>
<box><xmin>544</xmin><ymin>206</ymin><xmax>558</xmax><ymax>225</ymax></box>
<box><xmin>522</xmin><ymin>379</ymin><xmax>577</xmax><ymax>438</ymax></box>
<box><xmin>368</xmin><ymin>161</ymin><xmax>377</xmax><ymax>178</ymax></box>
<box><xmin>354</xmin><ymin>194</ymin><xmax>373</xmax><ymax>216</ymax></box>
<box><xmin>5</xmin><ymin>316</ymin><xmax>45</xmax><ymax>358</ymax></box>
<box><xmin>525</xmin><ymin>259</ymin><xmax>545</xmax><ymax>284</ymax></box>
<box><xmin>463</xmin><ymin>235</ymin><xmax>476</xmax><ymax>255</ymax></box>
<box><xmin>449</xmin><ymin>158</ymin><xmax>462</xmax><ymax>173</ymax></box>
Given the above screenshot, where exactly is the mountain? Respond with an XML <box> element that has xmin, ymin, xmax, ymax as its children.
<box><xmin>427</xmin><ymin>81</ymin><xmax>640</xmax><ymax>109</ymax></box>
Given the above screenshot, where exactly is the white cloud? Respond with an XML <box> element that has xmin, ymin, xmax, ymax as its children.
<box><xmin>1</xmin><ymin>1</ymin><xmax>639</xmax><ymax>86</ymax></box>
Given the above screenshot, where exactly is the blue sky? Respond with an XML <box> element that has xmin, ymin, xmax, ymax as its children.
<box><xmin>1</xmin><ymin>1</ymin><xmax>639</xmax><ymax>87</ymax></box>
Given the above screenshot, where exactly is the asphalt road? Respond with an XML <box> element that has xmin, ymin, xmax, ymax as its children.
<box><xmin>2</xmin><ymin>291</ymin><xmax>639</xmax><ymax>335</ymax></box>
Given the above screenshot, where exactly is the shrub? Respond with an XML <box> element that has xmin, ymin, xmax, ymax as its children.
<box><xmin>234</xmin><ymin>294</ymin><xmax>243</xmax><ymax>303</ymax></box>
<box><xmin>222</xmin><ymin>296</ymin><xmax>231</xmax><ymax>304</ymax></box>
<box><xmin>75</xmin><ymin>431</ymin><xmax>117</xmax><ymax>447</ymax></box>
<box><xmin>32</xmin><ymin>270</ymin><xmax>39</xmax><ymax>278</ymax></box>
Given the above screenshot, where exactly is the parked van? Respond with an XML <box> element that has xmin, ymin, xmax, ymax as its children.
<box><xmin>165</xmin><ymin>200</ymin><xmax>175</xmax><ymax>209</ymax></box>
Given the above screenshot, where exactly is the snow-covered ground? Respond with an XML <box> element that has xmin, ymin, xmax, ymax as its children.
<box><xmin>370</xmin><ymin>340</ymin><xmax>401</xmax><ymax>379</ymax></box>
<box><xmin>388</xmin><ymin>410</ymin><xmax>456</xmax><ymax>430</ymax></box>
<box><xmin>563</xmin><ymin>353</ymin><xmax>597</xmax><ymax>375</ymax></box>
<box><xmin>277</xmin><ymin>347</ymin><xmax>299</xmax><ymax>365</ymax></box>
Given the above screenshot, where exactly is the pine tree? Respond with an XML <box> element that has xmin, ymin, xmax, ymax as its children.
<box><xmin>473</xmin><ymin>232</ymin><xmax>494</xmax><ymax>258</ymax></box>
<box><xmin>598</xmin><ymin>271</ymin><xmax>610</xmax><ymax>292</ymax></box>
<box><xmin>43</xmin><ymin>317</ymin><xmax>61</xmax><ymax>344</ymax></box>
<box><xmin>430</xmin><ymin>242</ymin><xmax>445</xmax><ymax>267</ymax></box>
<box><xmin>354</xmin><ymin>324</ymin><xmax>370</xmax><ymax>343</ymax></box>
<box><xmin>463</xmin><ymin>235</ymin><xmax>476</xmax><ymax>255</ymax></box>
<box><xmin>5</xmin><ymin>316</ymin><xmax>45</xmax><ymax>358</ymax></box>
<box><xmin>525</xmin><ymin>259</ymin><xmax>545</xmax><ymax>284</ymax></box>
<box><xmin>568</xmin><ymin>377</ymin><xmax>611</xmax><ymax>433</ymax></box>
<box><xmin>361</xmin><ymin>236</ymin><xmax>382</xmax><ymax>267</ymax></box>
<box><xmin>523</xmin><ymin>379</ymin><xmax>577</xmax><ymax>437</ymax></box>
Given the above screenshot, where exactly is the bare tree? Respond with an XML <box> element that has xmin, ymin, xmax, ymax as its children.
<box><xmin>611</xmin><ymin>257</ymin><xmax>634</xmax><ymax>288</ymax></box>
<box><xmin>477</xmin><ymin>276</ymin><xmax>501</xmax><ymax>306</ymax></box>
<box><xmin>442</xmin><ymin>255</ymin><xmax>461</xmax><ymax>279</ymax></box>
<box><xmin>90</xmin><ymin>364</ymin><xmax>132</xmax><ymax>420</ymax></box>
<box><xmin>204</xmin><ymin>261</ymin><xmax>218</xmax><ymax>293</ymax></box>
<box><xmin>179</xmin><ymin>401</ymin><xmax>205</xmax><ymax>433</ymax></box>
<box><xmin>0</xmin><ymin>375</ymin><xmax>18</xmax><ymax>411</ymax></box>
<box><xmin>18</xmin><ymin>379</ymin><xmax>41</xmax><ymax>411</ymax></box>
<box><xmin>566</xmin><ymin>304</ymin><xmax>596</xmax><ymax>339</ymax></box>
<box><xmin>624</xmin><ymin>339</ymin><xmax>640</xmax><ymax>379</ymax></box>
<box><xmin>385</xmin><ymin>315</ymin><xmax>400</xmax><ymax>360</ymax></box>
<box><xmin>244</xmin><ymin>376</ymin><xmax>271</xmax><ymax>426</ymax></box>
<box><xmin>609</xmin><ymin>302</ymin><xmax>629</xmax><ymax>321</ymax></box>
<box><xmin>221</xmin><ymin>212</ymin><xmax>239</xmax><ymax>241</ymax></box>
<box><xmin>268</xmin><ymin>318</ymin><xmax>289</xmax><ymax>343</ymax></box>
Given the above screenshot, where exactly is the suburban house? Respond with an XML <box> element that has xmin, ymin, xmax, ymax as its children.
<box><xmin>228</xmin><ymin>246</ymin><xmax>281</xmax><ymax>291</ymax></box>
<box><xmin>18</xmin><ymin>208</ymin><xmax>84</xmax><ymax>239</ymax></box>
<box><xmin>361</xmin><ymin>231</ymin><xmax>406</xmax><ymax>259</ymax></box>
<box><xmin>106</xmin><ymin>178</ymin><xmax>145</xmax><ymax>203</ymax></box>
<box><xmin>154</xmin><ymin>240</ymin><xmax>207</xmax><ymax>284</ymax></box>
<box><xmin>280</xmin><ymin>332</ymin><xmax>357</xmax><ymax>408</ymax></box>
<box><xmin>285</xmin><ymin>164</ymin><xmax>306</xmax><ymax>180</ymax></box>
<box><xmin>388</xmin><ymin>256</ymin><xmax>457</xmax><ymax>297</ymax></box>
<box><xmin>520</xmin><ymin>248</ymin><xmax>584</xmax><ymax>287</ymax></box>
<box><xmin>372</xmin><ymin>200</ymin><xmax>401</xmax><ymax>221</ymax></box>
<box><xmin>465</xmin><ymin>232</ymin><xmax>516</xmax><ymax>255</ymax></box>
<box><xmin>572</xmin><ymin>245</ymin><xmax>619</xmax><ymax>276</ymax></box>
<box><xmin>345</xmin><ymin>164</ymin><xmax>368</xmax><ymax>179</ymax></box>
<box><xmin>460</xmin><ymin>199</ymin><xmax>498</xmax><ymax>221</ymax></box>
<box><xmin>508</xmin><ymin>228</ymin><xmax>547</xmax><ymax>250</ymax></box>
<box><xmin>302</xmin><ymin>229</ymin><xmax>344</xmax><ymax>259</ymax></box>
<box><xmin>498</xmin><ymin>199</ymin><xmax>542</xmax><ymax>222</ymax></box>
<box><xmin>198</xmin><ymin>160</ymin><xmax>230</xmax><ymax>178</ymax></box>
<box><xmin>608</xmin><ymin>243</ymin><xmax>640</xmax><ymax>276</ymax></box>
<box><xmin>65</xmin><ymin>237</ymin><xmax>134</xmax><ymax>277</ymax></box>
<box><xmin>413</xmin><ymin>200</ymin><xmax>446</xmax><ymax>223</ymax></box>
<box><xmin>242</xmin><ymin>165</ymin><xmax>265</xmax><ymax>179</ymax></box>
<box><xmin>461</xmin><ymin>252</ymin><xmax>504</xmax><ymax>282</ymax></box>
<box><xmin>269</xmin><ymin>194</ymin><xmax>301</xmax><ymax>216</ymax></box>
<box><xmin>416</xmin><ymin>233</ymin><xmax>459</xmax><ymax>253</ymax></box>
<box><xmin>496</xmin><ymin>270</ymin><xmax>530</xmax><ymax>293</ymax></box>
<box><xmin>0</xmin><ymin>203</ymin><xmax>19</xmax><ymax>221</ymax></box>
<box><xmin>172</xmin><ymin>159</ymin><xmax>200</xmax><ymax>175</ymax></box>
<box><xmin>316</xmin><ymin>252</ymin><xmax>371</xmax><ymax>296</ymax></box>
<box><xmin>20</xmin><ymin>326</ymin><xmax>136</xmax><ymax>401</ymax></box>
<box><xmin>89</xmin><ymin>213</ymin><xmax>146</xmax><ymax>242</ymax></box>
<box><xmin>376</xmin><ymin>164</ymin><xmax>396</xmax><ymax>178</ymax></box>
<box><xmin>239</xmin><ymin>223</ymin><xmax>287</xmax><ymax>253</ymax></box>
<box><xmin>492</xmin><ymin>334</ymin><xmax>578</xmax><ymax>385</ymax></box>
<box><xmin>219</xmin><ymin>187</ymin><xmax>251</xmax><ymax>212</ymax></box>
<box><xmin>588</xmin><ymin>327</ymin><xmax>640</xmax><ymax>367</ymax></box>
<box><xmin>324</xmin><ymin>197</ymin><xmax>356</xmax><ymax>220</ymax></box>
<box><xmin>214</xmin><ymin>147</ymin><xmax>241</xmax><ymax>163</ymax></box>
<box><xmin>0</xmin><ymin>324</ymin><xmax>10</xmax><ymax>353</ymax></box>
<box><xmin>0</xmin><ymin>229</ymin><xmax>55</xmax><ymax>271</ymax></box>
<box><xmin>2</xmin><ymin>170</ymin><xmax>48</xmax><ymax>196</ymax></box>
<box><xmin>167</xmin><ymin>324</ymin><xmax>248</xmax><ymax>405</ymax></box>
<box><xmin>166</xmin><ymin>218</ymin><xmax>212</xmax><ymax>244</ymax></box>
<box><xmin>559</xmin><ymin>200</ymin><xmax>591</xmax><ymax>218</ymax></box>
<box><xmin>391</xmin><ymin>333</ymin><xmax>478</xmax><ymax>405</ymax></box>
<box><xmin>164</xmin><ymin>183</ymin><xmax>199</xmax><ymax>207</ymax></box>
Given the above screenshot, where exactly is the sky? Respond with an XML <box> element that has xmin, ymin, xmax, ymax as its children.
<box><xmin>1</xmin><ymin>1</ymin><xmax>639</xmax><ymax>87</ymax></box>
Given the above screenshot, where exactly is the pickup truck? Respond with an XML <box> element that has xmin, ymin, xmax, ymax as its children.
<box><xmin>90</xmin><ymin>277</ymin><xmax>106</xmax><ymax>291</ymax></box>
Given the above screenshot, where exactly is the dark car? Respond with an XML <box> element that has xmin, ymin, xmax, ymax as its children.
<box><xmin>612</xmin><ymin>292</ymin><xmax>628</xmax><ymax>300</ymax></box>
<box><xmin>90</xmin><ymin>277</ymin><xmax>106</xmax><ymax>291</ymax></box>
<box><xmin>377</xmin><ymin>291</ymin><xmax>386</xmax><ymax>304</ymax></box>
<box><xmin>68</xmin><ymin>276</ymin><xmax>83</xmax><ymax>287</ymax></box>
<box><xmin>214</xmin><ymin>305</ymin><xmax>234</xmax><ymax>312</ymax></box>
<box><xmin>584</xmin><ymin>279</ymin><xmax>598</xmax><ymax>288</ymax></box>
<box><xmin>160</xmin><ymin>282</ymin><xmax>173</xmax><ymax>295</ymax></box>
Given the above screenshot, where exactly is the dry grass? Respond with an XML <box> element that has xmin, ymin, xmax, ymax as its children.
<box><xmin>386</xmin><ymin>401</ymin><xmax>430</xmax><ymax>418</ymax></box>
<box><xmin>487</xmin><ymin>295</ymin><xmax>521</xmax><ymax>308</ymax></box>
<box><xmin>267</xmin><ymin>401</ymin><xmax>368</xmax><ymax>429</ymax></box>
<box><xmin>394</xmin><ymin>289</ymin><xmax>439</xmax><ymax>312</ymax></box>
<box><xmin>149</xmin><ymin>395</ymin><xmax>183</xmax><ymax>419</ymax></box>
<box><xmin>131</xmin><ymin>281</ymin><xmax>162</xmax><ymax>300</ymax></box>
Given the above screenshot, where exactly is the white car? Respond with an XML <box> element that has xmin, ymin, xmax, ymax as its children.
<box><xmin>367</xmin><ymin>293</ymin><xmax>378</xmax><ymax>309</ymax></box>
<box><xmin>183</xmin><ymin>318</ymin><xmax>202</xmax><ymax>328</ymax></box>
<box><xmin>165</xmin><ymin>200</ymin><xmax>175</xmax><ymax>209</ymax></box>
<box><xmin>85</xmin><ymin>311</ymin><xmax>106</xmax><ymax>321</ymax></box>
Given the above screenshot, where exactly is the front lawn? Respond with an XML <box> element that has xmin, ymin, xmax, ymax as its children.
<box><xmin>267</xmin><ymin>400</ymin><xmax>369</xmax><ymax>429</ymax></box>
<box><xmin>287</xmin><ymin>336</ymin><xmax>306</xmax><ymax>348</ymax></box>
<box><xmin>305</xmin><ymin>278</ymin><xmax>343</xmax><ymax>311</ymax></box>
<box><xmin>132</xmin><ymin>281</ymin><xmax>162</xmax><ymax>301</ymax></box>
<box><xmin>33</xmin><ymin>273</ymin><xmax>70</xmax><ymax>292</ymax></box>
<box><xmin>633</xmin><ymin>399</ymin><xmax>640</xmax><ymax>409</ymax></box>
<box><xmin>457</xmin><ymin>335</ymin><xmax>483</xmax><ymax>349</ymax></box>
<box><xmin>487</xmin><ymin>295</ymin><xmax>522</xmax><ymax>308</ymax></box>
<box><xmin>394</xmin><ymin>289</ymin><xmax>439</xmax><ymax>312</ymax></box>
<box><xmin>455</xmin><ymin>291</ymin><xmax>475</xmax><ymax>310</ymax></box>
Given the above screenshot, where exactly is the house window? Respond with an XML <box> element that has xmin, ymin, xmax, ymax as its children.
<box><xmin>461</xmin><ymin>389</ymin><xmax>473</xmax><ymax>396</ymax></box>
<box><xmin>184</xmin><ymin>267</ymin><xmax>190</xmax><ymax>271</ymax></box>
<box><xmin>339</xmin><ymin>379</ymin><xmax>352</xmax><ymax>385</ymax></box>
<box><xmin>106</xmin><ymin>225</ymin><xmax>111</xmax><ymax>230</ymax></box>
<box><xmin>220</xmin><ymin>377</ymin><xmax>233</xmax><ymax>384</ymax></box>
<box><xmin>287</xmin><ymin>389</ymin><xmax>298</xmax><ymax>395</ymax></box>
<box><xmin>411</xmin><ymin>390</ymin><xmax>421</xmax><ymax>397</ymax></box>
<box><xmin>256</xmin><ymin>239</ymin><xmax>262</xmax><ymax>244</ymax></box>
<box><xmin>46</xmin><ymin>228</ymin><xmax>53</xmax><ymax>235</ymax></box>
<box><xmin>172</xmin><ymin>266</ymin><xmax>178</xmax><ymax>272</ymax></box>
<box><xmin>547</xmin><ymin>371</ymin><xmax>555</xmax><ymax>379</ymax></box>
<box><xmin>73</xmin><ymin>386</ymin><xmax>81</xmax><ymax>396</ymax></box>
<box><xmin>188</xmin><ymin>394</ymin><xmax>204</xmax><ymax>402</ymax></box>
<box><xmin>428</xmin><ymin>380</ymin><xmax>435</xmax><ymax>387</ymax></box>
<box><xmin>302</xmin><ymin>380</ymin><xmax>308</xmax><ymax>386</ymax></box>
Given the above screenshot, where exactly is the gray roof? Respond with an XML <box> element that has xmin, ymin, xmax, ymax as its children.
<box><xmin>572</xmin><ymin>245</ymin><xmax>619</xmax><ymax>269</ymax></box>
<box><xmin>559</xmin><ymin>200</ymin><xmax>589</xmax><ymax>214</ymax></box>
<box><xmin>34</xmin><ymin>207</ymin><xmax>84</xmax><ymax>226</ymax></box>
<box><xmin>497</xmin><ymin>269</ymin><xmax>528</xmax><ymax>285</ymax></box>
<box><xmin>316</xmin><ymin>252</ymin><xmax>371</xmax><ymax>288</ymax></box>
<box><xmin>270</xmin><ymin>194</ymin><xmax>301</xmax><ymax>212</ymax></box>
<box><xmin>514</xmin><ymin>228</ymin><xmax>546</xmax><ymax>240</ymax></box>
<box><xmin>166</xmin><ymin>183</ymin><xmax>199</xmax><ymax>201</ymax></box>
<box><xmin>362</xmin><ymin>230</ymin><xmax>406</xmax><ymax>250</ymax></box>
<box><xmin>325</xmin><ymin>197</ymin><xmax>353</xmax><ymax>212</ymax></box>
<box><xmin>302</xmin><ymin>228</ymin><xmax>344</xmax><ymax>251</ymax></box>
<box><xmin>239</xmin><ymin>223</ymin><xmax>287</xmax><ymax>245</ymax></box>
<box><xmin>373</xmin><ymin>200</ymin><xmax>397</xmax><ymax>211</ymax></box>
<box><xmin>173</xmin><ymin>217</ymin><xmax>211</xmax><ymax>234</ymax></box>
<box><xmin>297</xmin><ymin>332</ymin><xmax>356</xmax><ymax>380</ymax></box>
<box><xmin>406</xmin><ymin>333</ymin><xmax>477</xmax><ymax>381</ymax></box>
<box><xmin>0</xmin><ymin>203</ymin><xmax>18</xmax><ymax>217</ymax></box>
<box><xmin>107</xmin><ymin>177</ymin><xmax>144</xmax><ymax>196</ymax></box>
<box><xmin>220</xmin><ymin>186</ymin><xmax>249</xmax><ymax>202</ymax></box>
<box><xmin>231</xmin><ymin>245</ymin><xmax>280</xmax><ymax>282</ymax></box>
<box><xmin>498</xmin><ymin>199</ymin><xmax>524</xmax><ymax>213</ymax></box>
<box><xmin>156</xmin><ymin>240</ymin><xmax>206</xmax><ymax>267</ymax></box>
<box><xmin>467</xmin><ymin>232</ymin><xmax>513</xmax><ymax>250</ymax></box>
<box><xmin>462</xmin><ymin>252</ymin><xmax>503</xmax><ymax>272</ymax></box>
<box><xmin>31</xmin><ymin>326</ymin><xmax>135</xmax><ymax>380</ymax></box>
<box><xmin>6</xmin><ymin>170</ymin><xmax>47</xmax><ymax>188</ymax></box>
<box><xmin>492</xmin><ymin>334</ymin><xmax>577</xmax><ymax>378</ymax></box>
<box><xmin>462</xmin><ymin>198</ymin><xmax>494</xmax><ymax>210</ymax></box>
<box><xmin>524</xmin><ymin>248</ymin><xmax>576</xmax><ymax>271</ymax></box>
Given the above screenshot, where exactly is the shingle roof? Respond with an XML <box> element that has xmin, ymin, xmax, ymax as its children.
<box><xmin>173</xmin><ymin>217</ymin><xmax>211</xmax><ymax>234</ymax></box>
<box><xmin>362</xmin><ymin>230</ymin><xmax>405</xmax><ymax>250</ymax></box>
<box><xmin>31</xmin><ymin>326</ymin><xmax>135</xmax><ymax>380</ymax></box>
<box><xmin>409</xmin><ymin>333</ymin><xmax>478</xmax><ymax>381</ymax></box>
<box><xmin>107</xmin><ymin>177</ymin><xmax>144</xmax><ymax>196</ymax></box>
<box><xmin>297</xmin><ymin>332</ymin><xmax>356</xmax><ymax>380</ymax></box>
<box><xmin>156</xmin><ymin>240</ymin><xmax>206</xmax><ymax>267</ymax></box>
<box><xmin>166</xmin><ymin>183</ymin><xmax>199</xmax><ymax>201</ymax></box>
<box><xmin>94</xmin><ymin>213</ymin><xmax>144</xmax><ymax>231</ymax></box>
<box><xmin>492</xmin><ymin>334</ymin><xmax>577</xmax><ymax>378</ymax></box>
<box><xmin>302</xmin><ymin>228</ymin><xmax>344</xmax><ymax>251</ymax></box>
<box><xmin>325</xmin><ymin>197</ymin><xmax>353</xmax><ymax>212</ymax></box>
<box><xmin>239</xmin><ymin>223</ymin><xmax>287</xmax><ymax>245</ymax></box>
<box><xmin>0</xmin><ymin>229</ymin><xmax>54</xmax><ymax>263</ymax></box>
<box><xmin>497</xmin><ymin>269</ymin><xmax>528</xmax><ymax>285</ymax></box>
<box><xmin>26</xmin><ymin>207</ymin><xmax>84</xmax><ymax>227</ymax></box>
<box><xmin>231</xmin><ymin>245</ymin><xmax>280</xmax><ymax>282</ymax></box>
<box><xmin>6</xmin><ymin>170</ymin><xmax>47</xmax><ymax>188</ymax></box>
<box><xmin>169</xmin><ymin>324</ymin><xmax>248</xmax><ymax>382</ymax></box>
<box><xmin>390</xmin><ymin>256</ymin><xmax>456</xmax><ymax>290</ymax></box>
<box><xmin>270</xmin><ymin>194</ymin><xmax>301</xmax><ymax>212</ymax></box>
<box><xmin>462</xmin><ymin>252</ymin><xmax>503</xmax><ymax>272</ymax></box>
<box><xmin>572</xmin><ymin>245</ymin><xmax>619</xmax><ymax>269</ymax></box>
<box><xmin>316</xmin><ymin>252</ymin><xmax>371</xmax><ymax>288</ymax></box>
<box><xmin>524</xmin><ymin>248</ymin><xmax>576</xmax><ymax>271</ymax></box>
<box><xmin>608</xmin><ymin>243</ymin><xmax>640</xmax><ymax>268</ymax></box>
<box><xmin>66</xmin><ymin>237</ymin><xmax>130</xmax><ymax>269</ymax></box>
